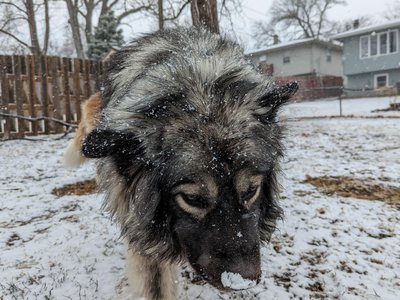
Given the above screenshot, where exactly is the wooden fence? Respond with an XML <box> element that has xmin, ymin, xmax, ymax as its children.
<box><xmin>0</xmin><ymin>55</ymin><xmax>104</xmax><ymax>139</ymax></box>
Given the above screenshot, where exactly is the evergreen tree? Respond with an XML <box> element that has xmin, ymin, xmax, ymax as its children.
<box><xmin>87</xmin><ymin>11</ymin><xmax>124</xmax><ymax>60</ymax></box>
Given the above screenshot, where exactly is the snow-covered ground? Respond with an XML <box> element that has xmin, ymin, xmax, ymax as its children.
<box><xmin>1</xmin><ymin>98</ymin><xmax>399</xmax><ymax>299</ymax></box>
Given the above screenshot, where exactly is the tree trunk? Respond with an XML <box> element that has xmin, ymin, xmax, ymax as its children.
<box><xmin>43</xmin><ymin>0</ymin><xmax>50</xmax><ymax>55</ymax></box>
<box><xmin>191</xmin><ymin>0</ymin><xmax>219</xmax><ymax>34</ymax></box>
<box><xmin>66</xmin><ymin>0</ymin><xmax>86</xmax><ymax>58</ymax></box>
<box><xmin>25</xmin><ymin>0</ymin><xmax>41</xmax><ymax>58</ymax></box>
<box><xmin>84</xmin><ymin>0</ymin><xmax>97</xmax><ymax>48</ymax></box>
<box><xmin>158</xmin><ymin>0</ymin><xmax>164</xmax><ymax>30</ymax></box>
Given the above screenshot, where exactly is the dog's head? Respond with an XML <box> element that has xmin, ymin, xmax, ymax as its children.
<box><xmin>83</xmin><ymin>27</ymin><xmax>297</xmax><ymax>290</ymax></box>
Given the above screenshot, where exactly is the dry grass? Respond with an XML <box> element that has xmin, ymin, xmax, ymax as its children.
<box><xmin>52</xmin><ymin>179</ymin><xmax>97</xmax><ymax>197</ymax></box>
<box><xmin>303</xmin><ymin>175</ymin><xmax>400</xmax><ymax>206</ymax></box>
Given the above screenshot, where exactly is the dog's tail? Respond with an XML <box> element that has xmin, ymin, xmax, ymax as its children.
<box><xmin>63</xmin><ymin>93</ymin><xmax>102</xmax><ymax>168</ymax></box>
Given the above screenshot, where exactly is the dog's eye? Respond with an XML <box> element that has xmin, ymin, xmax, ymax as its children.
<box><xmin>180</xmin><ymin>193</ymin><xmax>209</xmax><ymax>209</ymax></box>
<box><xmin>241</xmin><ymin>186</ymin><xmax>259</xmax><ymax>201</ymax></box>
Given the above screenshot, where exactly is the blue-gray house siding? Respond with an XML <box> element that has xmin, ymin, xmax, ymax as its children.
<box><xmin>333</xmin><ymin>21</ymin><xmax>400</xmax><ymax>97</ymax></box>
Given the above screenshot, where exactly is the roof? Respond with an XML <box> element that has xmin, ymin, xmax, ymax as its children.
<box><xmin>247</xmin><ymin>37</ymin><xmax>342</xmax><ymax>56</ymax></box>
<box><xmin>332</xmin><ymin>19</ymin><xmax>400</xmax><ymax>40</ymax></box>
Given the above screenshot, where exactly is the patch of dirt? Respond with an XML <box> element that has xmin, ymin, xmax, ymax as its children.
<box><xmin>303</xmin><ymin>175</ymin><xmax>400</xmax><ymax>206</ymax></box>
<box><xmin>305</xmin><ymin>281</ymin><xmax>324</xmax><ymax>293</ymax></box>
<box><xmin>273</xmin><ymin>272</ymin><xmax>293</xmax><ymax>291</ymax></box>
<box><xmin>52</xmin><ymin>179</ymin><xmax>97</xmax><ymax>196</ymax></box>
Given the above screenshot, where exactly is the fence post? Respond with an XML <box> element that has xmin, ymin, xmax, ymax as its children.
<box><xmin>27</xmin><ymin>55</ymin><xmax>38</xmax><ymax>135</ymax></box>
<box><xmin>62</xmin><ymin>57</ymin><xmax>72</xmax><ymax>125</ymax></box>
<box><xmin>0</xmin><ymin>55</ymin><xmax>11</xmax><ymax>139</ymax></box>
<box><xmin>83</xmin><ymin>59</ymin><xmax>91</xmax><ymax>98</ymax></box>
<box><xmin>73</xmin><ymin>58</ymin><xmax>82</xmax><ymax>122</ymax></box>
<box><xmin>13</xmin><ymin>55</ymin><xmax>25</xmax><ymax>137</ymax></box>
<box><xmin>39</xmin><ymin>55</ymin><xmax>50</xmax><ymax>134</ymax></box>
<box><xmin>49</xmin><ymin>56</ymin><xmax>63</xmax><ymax>133</ymax></box>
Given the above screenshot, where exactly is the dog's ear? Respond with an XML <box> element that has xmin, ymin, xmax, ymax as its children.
<box><xmin>256</xmin><ymin>81</ymin><xmax>298</xmax><ymax>122</ymax></box>
<box><xmin>82</xmin><ymin>128</ymin><xmax>140</xmax><ymax>158</ymax></box>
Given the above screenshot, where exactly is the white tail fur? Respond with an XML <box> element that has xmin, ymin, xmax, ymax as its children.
<box><xmin>62</xmin><ymin>92</ymin><xmax>102</xmax><ymax>169</ymax></box>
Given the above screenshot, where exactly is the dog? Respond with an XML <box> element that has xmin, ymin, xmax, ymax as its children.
<box><xmin>80</xmin><ymin>27</ymin><xmax>298</xmax><ymax>299</ymax></box>
<box><xmin>63</xmin><ymin>92</ymin><xmax>102</xmax><ymax>168</ymax></box>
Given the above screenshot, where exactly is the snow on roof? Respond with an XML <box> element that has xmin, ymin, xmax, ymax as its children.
<box><xmin>332</xmin><ymin>19</ymin><xmax>400</xmax><ymax>40</ymax></box>
<box><xmin>247</xmin><ymin>37</ymin><xmax>341</xmax><ymax>56</ymax></box>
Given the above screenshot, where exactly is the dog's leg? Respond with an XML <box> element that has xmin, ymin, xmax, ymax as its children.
<box><xmin>125</xmin><ymin>241</ymin><xmax>176</xmax><ymax>300</ymax></box>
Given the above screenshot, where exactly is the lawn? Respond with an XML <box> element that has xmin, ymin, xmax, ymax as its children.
<box><xmin>1</xmin><ymin>98</ymin><xmax>399</xmax><ymax>299</ymax></box>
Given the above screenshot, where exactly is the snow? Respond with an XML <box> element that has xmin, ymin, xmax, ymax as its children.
<box><xmin>1</xmin><ymin>97</ymin><xmax>400</xmax><ymax>299</ymax></box>
<box><xmin>282</xmin><ymin>96</ymin><xmax>400</xmax><ymax>118</ymax></box>
<box><xmin>221</xmin><ymin>272</ymin><xmax>257</xmax><ymax>290</ymax></box>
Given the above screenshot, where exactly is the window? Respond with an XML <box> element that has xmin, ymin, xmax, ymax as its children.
<box><xmin>259</xmin><ymin>55</ymin><xmax>267</xmax><ymax>62</ymax></box>
<box><xmin>390</xmin><ymin>30</ymin><xmax>397</xmax><ymax>53</ymax></box>
<box><xmin>326</xmin><ymin>50</ymin><xmax>332</xmax><ymax>62</ymax></box>
<box><xmin>360</xmin><ymin>29</ymin><xmax>398</xmax><ymax>58</ymax></box>
<box><xmin>360</xmin><ymin>36</ymin><xmax>369</xmax><ymax>58</ymax></box>
<box><xmin>327</xmin><ymin>55</ymin><xmax>332</xmax><ymax>62</ymax></box>
<box><xmin>379</xmin><ymin>32</ymin><xmax>388</xmax><ymax>55</ymax></box>
<box><xmin>283</xmin><ymin>56</ymin><xmax>290</xmax><ymax>63</ymax></box>
<box><xmin>370</xmin><ymin>35</ymin><xmax>378</xmax><ymax>56</ymax></box>
<box><xmin>374</xmin><ymin>74</ymin><xmax>388</xmax><ymax>89</ymax></box>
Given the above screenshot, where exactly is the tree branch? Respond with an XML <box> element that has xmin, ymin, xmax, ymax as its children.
<box><xmin>164</xmin><ymin>0</ymin><xmax>191</xmax><ymax>21</ymax></box>
<box><xmin>0</xmin><ymin>1</ymin><xmax>28</xmax><ymax>15</ymax></box>
<box><xmin>116</xmin><ymin>5</ymin><xmax>152</xmax><ymax>23</ymax></box>
<box><xmin>0</xmin><ymin>112</ymin><xmax>78</xmax><ymax>128</ymax></box>
<box><xmin>0</xmin><ymin>28</ymin><xmax>31</xmax><ymax>49</ymax></box>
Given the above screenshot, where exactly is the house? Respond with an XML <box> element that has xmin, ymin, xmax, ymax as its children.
<box><xmin>248</xmin><ymin>38</ymin><xmax>343</xmax><ymax>100</ymax></box>
<box><xmin>249</xmin><ymin>37</ymin><xmax>343</xmax><ymax>77</ymax></box>
<box><xmin>332</xmin><ymin>19</ymin><xmax>400</xmax><ymax>97</ymax></box>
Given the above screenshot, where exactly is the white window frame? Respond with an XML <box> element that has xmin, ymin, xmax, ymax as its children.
<box><xmin>378</xmin><ymin>31</ymin><xmax>388</xmax><ymax>55</ymax></box>
<box><xmin>370</xmin><ymin>34</ymin><xmax>378</xmax><ymax>56</ymax></box>
<box><xmin>360</xmin><ymin>35</ymin><xmax>369</xmax><ymax>59</ymax></box>
<box><xmin>374</xmin><ymin>73</ymin><xmax>389</xmax><ymax>89</ymax></box>
<box><xmin>389</xmin><ymin>30</ymin><xmax>398</xmax><ymax>53</ymax></box>
<box><xmin>359</xmin><ymin>29</ymin><xmax>398</xmax><ymax>59</ymax></box>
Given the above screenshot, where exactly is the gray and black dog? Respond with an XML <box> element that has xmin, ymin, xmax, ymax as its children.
<box><xmin>82</xmin><ymin>27</ymin><xmax>298</xmax><ymax>299</ymax></box>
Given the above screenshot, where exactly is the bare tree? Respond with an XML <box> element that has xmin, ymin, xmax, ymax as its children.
<box><xmin>252</xmin><ymin>21</ymin><xmax>279</xmax><ymax>49</ymax></box>
<box><xmin>0</xmin><ymin>0</ymin><xmax>50</xmax><ymax>57</ymax></box>
<box><xmin>384</xmin><ymin>0</ymin><xmax>400</xmax><ymax>20</ymax></box>
<box><xmin>332</xmin><ymin>16</ymin><xmax>375</xmax><ymax>34</ymax></box>
<box><xmin>158</xmin><ymin>0</ymin><xmax>164</xmax><ymax>29</ymax></box>
<box><xmin>63</xmin><ymin>0</ymin><xmax>153</xmax><ymax>59</ymax></box>
<box><xmin>65</xmin><ymin>0</ymin><xmax>85</xmax><ymax>58</ymax></box>
<box><xmin>191</xmin><ymin>0</ymin><xmax>219</xmax><ymax>33</ymax></box>
<box><xmin>253</xmin><ymin>0</ymin><xmax>346</xmax><ymax>47</ymax></box>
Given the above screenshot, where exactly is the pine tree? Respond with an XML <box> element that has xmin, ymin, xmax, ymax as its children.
<box><xmin>87</xmin><ymin>11</ymin><xmax>124</xmax><ymax>60</ymax></box>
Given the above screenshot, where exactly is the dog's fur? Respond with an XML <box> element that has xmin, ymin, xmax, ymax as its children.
<box><xmin>81</xmin><ymin>27</ymin><xmax>298</xmax><ymax>299</ymax></box>
<box><xmin>63</xmin><ymin>92</ymin><xmax>102</xmax><ymax>168</ymax></box>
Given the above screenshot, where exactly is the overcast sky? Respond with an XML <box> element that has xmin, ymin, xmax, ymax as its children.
<box><xmin>116</xmin><ymin>0</ymin><xmax>399</xmax><ymax>52</ymax></box>
<box><xmin>228</xmin><ymin>0</ymin><xmax>398</xmax><ymax>50</ymax></box>
<box><xmin>3</xmin><ymin>0</ymin><xmax>398</xmax><ymax>55</ymax></box>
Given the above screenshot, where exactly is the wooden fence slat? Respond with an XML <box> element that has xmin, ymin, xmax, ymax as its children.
<box><xmin>40</xmin><ymin>55</ymin><xmax>50</xmax><ymax>134</ymax></box>
<box><xmin>50</xmin><ymin>56</ymin><xmax>63</xmax><ymax>133</ymax></box>
<box><xmin>84</xmin><ymin>59</ymin><xmax>91</xmax><ymax>98</ymax></box>
<box><xmin>73</xmin><ymin>59</ymin><xmax>82</xmax><ymax>121</ymax></box>
<box><xmin>27</xmin><ymin>55</ymin><xmax>38</xmax><ymax>135</ymax></box>
<box><xmin>93</xmin><ymin>60</ymin><xmax>100</xmax><ymax>91</ymax></box>
<box><xmin>62</xmin><ymin>57</ymin><xmax>72</xmax><ymax>124</ymax></box>
<box><xmin>0</xmin><ymin>55</ymin><xmax>104</xmax><ymax>139</ymax></box>
<box><xmin>0</xmin><ymin>55</ymin><xmax>11</xmax><ymax>139</ymax></box>
<box><xmin>13</xmin><ymin>55</ymin><xmax>25</xmax><ymax>137</ymax></box>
